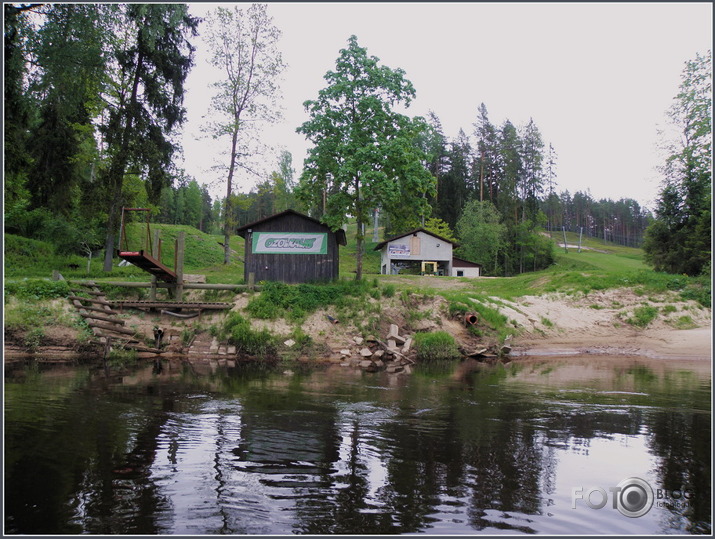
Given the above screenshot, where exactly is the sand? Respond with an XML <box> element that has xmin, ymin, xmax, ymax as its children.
<box><xmin>502</xmin><ymin>289</ymin><xmax>712</xmax><ymax>361</ymax></box>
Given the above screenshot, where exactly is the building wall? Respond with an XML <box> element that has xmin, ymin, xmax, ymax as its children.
<box><xmin>243</xmin><ymin>213</ymin><xmax>340</xmax><ymax>283</ymax></box>
<box><xmin>451</xmin><ymin>266</ymin><xmax>481</xmax><ymax>278</ymax></box>
<box><xmin>380</xmin><ymin>231</ymin><xmax>453</xmax><ymax>274</ymax></box>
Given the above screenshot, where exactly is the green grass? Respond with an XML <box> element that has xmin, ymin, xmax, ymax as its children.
<box><xmin>219</xmin><ymin>312</ymin><xmax>277</xmax><ymax>359</ymax></box>
<box><xmin>245</xmin><ymin>279</ymin><xmax>377</xmax><ymax>323</ymax></box>
<box><xmin>625</xmin><ymin>305</ymin><xmax>659</xmax><ymax>328</ymax></box>
<box><xmin>6</xmin><ymin>223</ymin><xmax>711</xmax><ymax>313</ymax></box>
<box><xmin>413</xmin><ymin>331</ymin><xmax>459</xmax><ymax>361</ymax></box>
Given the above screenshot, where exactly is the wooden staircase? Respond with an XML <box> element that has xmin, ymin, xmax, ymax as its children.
<box><xmin>67</xmin><ymin>281</ymin><xmax>161</xmax><ymax>354</ymax></box>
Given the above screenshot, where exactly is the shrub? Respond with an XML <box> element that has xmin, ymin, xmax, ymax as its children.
<box><xmin>221</xmin><ymin>312</ymin><xmax>276</xmax><ymax>358</ymax></box>
<box><xmin>414</xmin><ymin>331</ymin><xmax>459</xmax><ymax>361</ymax></box>
<box><xmin>246</xmin><ymin>280</ymin><xmax>373</xmax><ymax>321</ymax></box>
<box><xmin>4</xmin><ymin>279</ymin><xmax>70</xmax><ymax>301</ymax></box>
<box><xmin>626</xmin><ymin>305</ymin><xmax>659</xmax><ymax>328</ymax></box>
<box><xmin>382</xmin><ymin>284</ymin><xmax>396</xmax><ymax>298</ymax></box>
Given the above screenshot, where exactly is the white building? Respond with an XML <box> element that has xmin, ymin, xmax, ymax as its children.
<box><xmin>451</xmin><ymin>256</ymin><xmax>482</xmax><ymax>278</ymax></box>
<box><xmin>374</xmin><ymin>228</ymin><xmax>479</xmax><ymax>277</ymax></box>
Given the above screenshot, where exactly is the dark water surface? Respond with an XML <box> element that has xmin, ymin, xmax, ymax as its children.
<box><xmin>4</xmin><ymin>356</ymin><xmax>711</xmax><ymax>535</ymax></box>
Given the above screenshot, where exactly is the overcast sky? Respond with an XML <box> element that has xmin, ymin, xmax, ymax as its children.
<box><xmin>179</xmin><ymin>2</ymin><xmax>712</xmax><ymax>210</ymax></box>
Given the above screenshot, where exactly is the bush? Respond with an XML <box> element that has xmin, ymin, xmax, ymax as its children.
<box><xmin>413</xmin><ymin>331</ymin><xmax>459</xmax><ymax>361</ymax></box>
<box><xmin>626</xmin><ymin>305</ymin><xmax>659</xmax><ymax>328</ymax></box>
<box><xmin>246</xmin><ymin>280</ymin><xmax>373</xmax><ymax>322</ymax></box>
<box><xmin>4</xmin><ymin>279</ymin><xmax>70</xmax><ymax>301</ymax></box>
<box><xmin>221</xmin><ymin>312</ymin><xmax>276</xmax><ymax>358</ymax></box>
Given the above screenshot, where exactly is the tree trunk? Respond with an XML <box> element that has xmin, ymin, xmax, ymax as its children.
<box><xmin>223</xmin><ymin>128</ymin><xmax>239</xmax><ymax>265</ymax></box>
<box><xmin>356</xmin><ymin>224</ymin><xmax>364</xmax><ymax>281</ymax></box>
<box><xmin>355</xmin><ymin>175</ymin><xmax>363</xmax><ymax>281</ymax></box>
<box><xmin>102</xmin><ymin>51</ymin><xmax>143</xmax><ymax>272</ymax></box>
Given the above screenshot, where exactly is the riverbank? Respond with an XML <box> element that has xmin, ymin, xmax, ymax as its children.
<box><xmin>4</xmin><ymin>285</ymin><xmax>711</xmax><ymax>365</ymax></box>
<box><xmin>504</xmin><ymin>289</ymin><xmax>711</xmax><ymax>361</ymax></box>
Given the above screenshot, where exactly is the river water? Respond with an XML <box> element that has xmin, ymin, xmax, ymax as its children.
<box><xmin>4</xmin><ymin>356</ymin><xmax>711</xmax><ymax>535</ymax></box>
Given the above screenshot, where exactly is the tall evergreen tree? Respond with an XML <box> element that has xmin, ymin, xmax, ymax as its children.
<box><xmin>519</xmin><ymin>118</ymin><xmax>545</xmax><ymax>222</ymax></box>
<box><xmin>644</xmin><ymin>51</ymin><xmax>712</xmax><ymax>275</ymax></box>
<box><xmin>436</xmin><ymin>129</ymin><xmax>471</xmax><ymax>228</ymax></box>
<box><xmin>473</xmin><ymin>103</ymin><xmax>499</xmax><ymax>203</ymax></box>
<box><xmin>3</xmin><ymin>4</ymin><xmax>35</xmax><ymax>229</ymax></box>
<box><xmin>100</xmin><ymin>4</ymin><xmax>199</xmax><ymax>270</ymax></box>
<box><xmin>26</xmin><ymin>4</ymin><xmax>109</xmax><ymax>217</ymax></box>
<box><xmin>496</xmin><ymin>119</ymin><xmax>522</xmax><ymax>224</ymax></box>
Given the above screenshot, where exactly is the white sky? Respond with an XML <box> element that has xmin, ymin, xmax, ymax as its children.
<box><xmin>179</xmin><ymin>2</ymin><xmax>713</xmax><ymax>210</ymax></box>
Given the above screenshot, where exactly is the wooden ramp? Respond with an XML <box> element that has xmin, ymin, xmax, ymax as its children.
<box><xmin>117</xmin><ymin>250</ymin><xmax>178</xmax><ymax>282</ymax></box>
<box><xmin>67</xmin><ymin>281</ymin><xmax>161</xmax><ymax>354</ymax></box>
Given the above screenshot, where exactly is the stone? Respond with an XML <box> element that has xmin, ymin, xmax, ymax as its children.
<box><xmin>340</xmin><ymin>349</ymin><xmax>351</xmax><ymax>356</ymax></box>
<box><xmin>359</xmin><ymin>360</ymin><xmax>374</xmax><ymax>369</ymax></box>
<box><xmin>387</xmin><ymin>365</ymin><xmax>404</xmax><ymax>374</ymax></box>
<box><xmin>284</xmin><ymin>339</ymin><xmax>296</xmax><ymax>348</ymax></box>
<box><xmin>402</xmin><ymin>338</ymin><xmax>412</xmax><ymax>353</ymax></box>
<box><xmin>360</xmin><ymin>347</ymin><xmax>373</xmax><ymax>357</ymax></box>
<box><xmin>354</xmin><ymin>336</ymin><xmax>364</xmax><ymax>345</ymax></box>
<box><xmin>388</xmin><ymin>324</ymin><xmax>406</xmax><ymax>344</ymax></box>
<box><xmin>372</xmin><ymin>349</ymin><xmax>384</xmax><ymax>358</ymax></box>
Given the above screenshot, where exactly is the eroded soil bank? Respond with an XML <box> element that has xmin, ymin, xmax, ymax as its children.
<box><xmin>4</xmin><ymin>286</ymin><xmax>711</xmax><ymax>365</ymax></box>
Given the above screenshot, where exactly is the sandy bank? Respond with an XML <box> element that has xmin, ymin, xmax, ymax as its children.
<box><xmin>503</xmin><ymin>289</ymin><xmax>711</xmax><ymax>361</ymax></box>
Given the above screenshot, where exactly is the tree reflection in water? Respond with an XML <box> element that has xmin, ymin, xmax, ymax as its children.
<box><xmin>4</xmin><ymin>358</ymin><xmax>711</xmax><ymax>535</ymax></box>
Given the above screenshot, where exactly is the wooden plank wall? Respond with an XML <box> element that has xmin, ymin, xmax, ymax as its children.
<box><xmin>243</xmin><ymin>213</ymin><xmax>340</xmax><ymax>283</ymax></box>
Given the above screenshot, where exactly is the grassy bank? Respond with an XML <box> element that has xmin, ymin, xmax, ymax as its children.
<box><xmin>4</xmin><ymin>224</ymin><xmax>710</xmax><ymax>357</ymax></box>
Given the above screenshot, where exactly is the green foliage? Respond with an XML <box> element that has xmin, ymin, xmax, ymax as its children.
<box><xmin>107</xmin><ymin>348</ymin><xmax>138</xmax><ymax>368</ymax></box>
<box><xmin>422</xmin><ymin>217</ymin><xmax>458</xmax><ymax>243</ymax></box>
<box><xmin>220</xmin><ymin>312</ymin><xmax>276</xmax><ymax>358</ymax></box>
<box><xmin>644</xmin><ymin>51</ymin><xmax>711</xmax><ymax>276</ymax></box>
<box><xmin>4</xmin><ymin>279</ymin><xmax>70</xmax><ymax>301</ymax></box>
<box><xmin>296</xmin><ymin>35</ymin><xmax>435</xmax><ymax>279</ymax></box>
<box><xmin>668</xmin><ymin>315</ymin><xmax>698</xmax><ymax>330</ymax></box>
<box><xmin>382</xmin><ymin>284</ymin><xmax>396</xmax><ymax>298</ymax></box>
<box><xmin>625</xmin><ymin>305</ymin><xmax>659</xmax><ymax>328</ymax></box>
<box><xmin>247</xmin><ymin>280</ymin><xmax>374</xmax><ymax>322</ymax></box>
<box><xmin>456</xmin><ymin>200</ymin><xmax>506</xmax><ymax>275</ymax></box>
<box><xmin>4</xmin><ymin>300</ymin><xmax>74</xmax><ymax>348</ymax></box>
<box><xmin>413</xmin><ymin>331</ymin><xmax>459</xmax><ymax>361</ymax></box>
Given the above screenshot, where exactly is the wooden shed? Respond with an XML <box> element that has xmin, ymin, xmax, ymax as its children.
<box><xmin>236</xmin><ymin>209</ymin><xmax>347</xmax><ymax>284</ymax></box>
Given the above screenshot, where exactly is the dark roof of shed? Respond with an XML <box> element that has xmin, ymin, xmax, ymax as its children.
<box><xmin>235</xmin><ymin>209</ymin><xmax>347</xmax><ymax>245</ymax></box>
<box><xmin>452</xmin><ymin>256</ymin><xmax>482</xmax><ymax>268</ymax></box>
<box><xmin>373</xmin><ymin>228</ymin><xmax>459</xmax><ymax>250</ymax></box>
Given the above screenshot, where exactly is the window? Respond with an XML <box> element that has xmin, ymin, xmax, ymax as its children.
<box><xmin>457</xmin><ymin>270</ymin><xmax>464</xmax><ymax>277</ymax></box>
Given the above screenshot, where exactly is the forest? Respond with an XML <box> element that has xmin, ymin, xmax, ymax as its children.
<box><xmin>4</xmin><ymin>4</ymin><xmax>710</xmax><ymax>277</ymax></box>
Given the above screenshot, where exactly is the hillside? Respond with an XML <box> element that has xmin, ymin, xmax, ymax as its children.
<box><xmin>4</xmin><ymin>224</ymin><xmax>710</xmax><ymax>364</ymax></box>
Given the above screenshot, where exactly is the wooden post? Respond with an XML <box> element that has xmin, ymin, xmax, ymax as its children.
<box><xmin>578</xmin><ymin>227</ymin><xmax>583</xmax><ymax>253</ymax></box>
<box><xmin>562</xmin><ymin>226</ymin><xmax>568</xmax><ymax>253</ymax></box>
<box><xmin>150</xmin><ymin>229</ymin><xmax>160</xmax><ymax>301</ymax></box>
<box><xmin>248</xmin><ymin>272</ymin><xmax>255</xmax><ymax>291</ymax></box>
<box><xmin>174</xmin><ymin>231</ymin><xmax>185</xmax><ymax>300</ymax></box>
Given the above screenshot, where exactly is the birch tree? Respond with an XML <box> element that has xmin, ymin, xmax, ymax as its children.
<box><xmin>203</xmin><ymin>4</ymin><xmax>285</xmax><ymax>264</ymax></box>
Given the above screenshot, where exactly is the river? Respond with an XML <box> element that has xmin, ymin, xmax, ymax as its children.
<box><xmin>4</xmin><ymin>355</ymin><xmax>711</xmax><ymax>535</ymax></box>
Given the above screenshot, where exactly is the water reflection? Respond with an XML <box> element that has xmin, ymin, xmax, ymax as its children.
<box><xmin>4</xmin><ymin>357</ymin><xmax>711</xmax><ymax>535</ymax></box>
